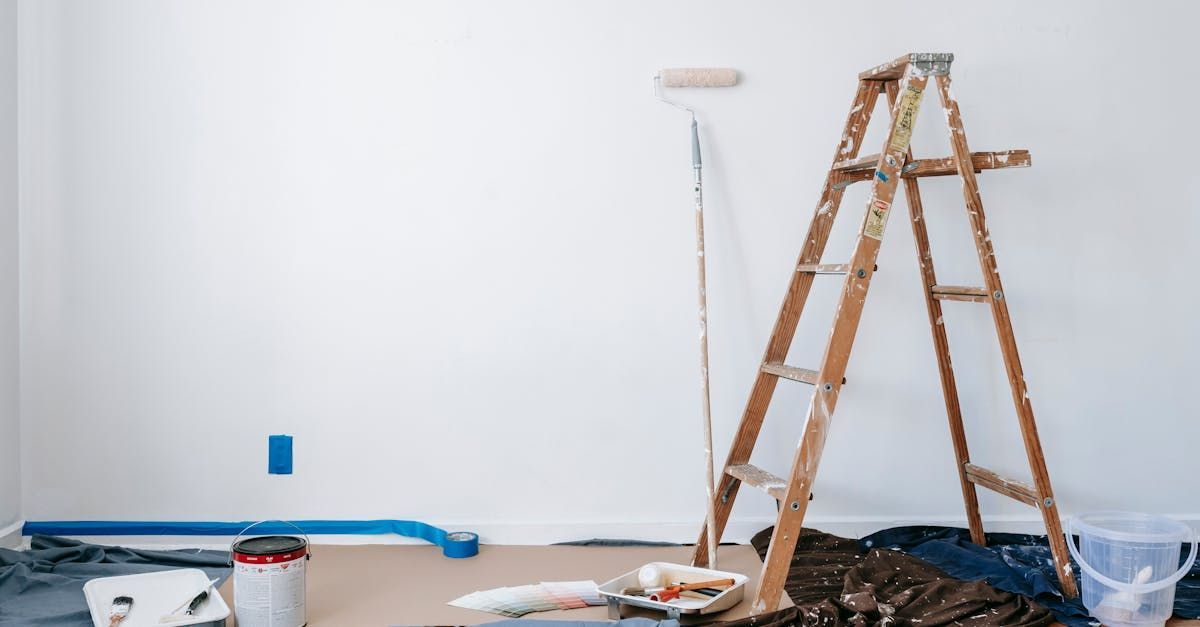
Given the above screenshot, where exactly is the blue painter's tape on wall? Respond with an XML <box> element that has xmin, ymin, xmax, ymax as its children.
<box><xmin>269</xmin><ymin>434</ymin><xmax>293</xmax><ymax>474</ymax></box>
<box><xmin>21</xmin><ymin>520</ymin><xmax>480</xmax><ymax>558</ymax></box>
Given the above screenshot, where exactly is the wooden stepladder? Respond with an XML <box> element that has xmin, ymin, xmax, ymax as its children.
<box><xmin>693</xmin><ymin>53</ymin><xmax>1078</xmax><ymax>614</ymax></box>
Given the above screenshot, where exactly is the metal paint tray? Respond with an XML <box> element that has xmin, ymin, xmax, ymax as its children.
<box><xmin>597</xmin><ymin>562</ymin><xmax>748</xmax><ymax>620</ymax></box>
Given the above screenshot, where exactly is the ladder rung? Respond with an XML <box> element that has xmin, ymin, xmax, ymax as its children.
<box><xmin>796</xmin><ymin>263</ymin><xmax>850</xmax><ymax>275</ymax></box>
<box><xmin>833</xmin><ymin>150</ymin><xmax>1030</xmax><ymax>181</ymax></box>
<box><xmin>830</xmin><ymin>154</ymin><xmax>880</xmax><ymax>172</ymax></box>
<box><xmin>963</xmin><ymin>463</ymin><xmax>1039</xmax><ymax>507</ymax></box>
<box><xmin>726</xmin><ymin>463</ymin><xmax>788</xmax><ymax>500</ymax></box>
<box><xmin>908</xmin><ymin>150</ymin><xmax>1031</xmax><ymax>176</ymax></box>
<box><xmin>931</xmin><ymin>285</ymin><xmax>991</xmax><ymax>303</ymax></box>
<box><xmin>761</xmin><ymin>362</ymin><xmax>818</xmax><ymax>384</ymax></box>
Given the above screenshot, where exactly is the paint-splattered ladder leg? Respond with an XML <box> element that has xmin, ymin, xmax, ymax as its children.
<box><xmin>752</xmin><ymin>70</ymin><xmax>930</xmax><ymax>615</ymax></box>
<box><xmin>884</xmin><ymin>81</ymin><xmax>986</xmax><ymax>546</ymax></box>
<box><xmin>691</xmin><ymin>79</ymin><xmax>881</xmax><ymax>569</ymax></box>
<box><xmin>934</xmin><ymin>73</ymin><xmax>1078</xmax><ymax>598</ymax></box>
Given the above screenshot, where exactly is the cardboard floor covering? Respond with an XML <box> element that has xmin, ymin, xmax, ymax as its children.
<box><xmin>217</xmin><ymin>543</ymin><xmax>791</xmax><ymax>625</ymax></box>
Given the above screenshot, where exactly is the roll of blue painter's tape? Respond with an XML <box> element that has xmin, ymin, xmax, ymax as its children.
<box><xmin>442</xmin><ymin>531</ymin><xmax>479</xmax><ymax>558</ymax></box>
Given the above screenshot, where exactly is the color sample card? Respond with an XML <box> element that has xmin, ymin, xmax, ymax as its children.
<box><xmin>448</xmin><ymin>580</ymin><xmax>604</xmax><ymax>617</ymax></box>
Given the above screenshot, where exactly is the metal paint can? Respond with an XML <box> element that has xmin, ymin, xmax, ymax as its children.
<box><xmin>232</xmin><ymin>527</ymin><xmax>309</xmax><ymax>627</ymax></box>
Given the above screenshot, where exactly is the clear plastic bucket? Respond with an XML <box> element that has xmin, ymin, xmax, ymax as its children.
<box><xmin>1068</xmin><ymin>512</ymin><xmax>1197</xmax><ymax>627</ymax></box>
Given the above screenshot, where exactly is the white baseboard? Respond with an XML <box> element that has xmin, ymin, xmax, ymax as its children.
<box><xmin>0</xmin><ymin>520</ymin><xmax>24</xmax><ymax>549</ymax></box>
<box><xmin>25</xmin><ymin>515</ymin><xmax>1200</xmax><ymax>550</ymax></box>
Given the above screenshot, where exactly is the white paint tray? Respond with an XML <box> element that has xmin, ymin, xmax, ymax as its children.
<box><xmin>83</xmin><ymin>568</ymin><xmax>230</xmax><ymax>627</ymax></box>
<box><xmin>597</xmin><ymin>561</ymin><xmax>748</xmax><ymax>618</ymax></box>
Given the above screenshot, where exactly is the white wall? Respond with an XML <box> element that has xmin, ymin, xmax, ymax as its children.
<box><xmin>17</xmin><ymin>0</ymin><xmax>1200</xmax><ymax>543</ymax></box>
<box><xmin>0</xmin><ymin>0</ymin><xmax>17</xmax><ymax>547</ymax></box>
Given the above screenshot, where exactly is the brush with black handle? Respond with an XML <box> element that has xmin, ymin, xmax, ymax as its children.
<box><xmin>184</xmin><ymin>589</ymin><xmax>208</xmax><ymax>615</ymax></box>
<box><xmin>159</xmin><ymin>578</ymin><xmax>219</xmax><ymax>622</ymax></box>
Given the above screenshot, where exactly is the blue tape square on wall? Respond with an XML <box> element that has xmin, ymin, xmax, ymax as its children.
<box><xmin>269</xmin><ymin>435</ymin><xmax>293</xmax><ymax>474</ymax></box>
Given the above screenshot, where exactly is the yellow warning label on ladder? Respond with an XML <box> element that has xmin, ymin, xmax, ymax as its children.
<box><xmin>888</xmin><ymin>84</ymin><xmax>923</xmax><ymax>153</ymax></box>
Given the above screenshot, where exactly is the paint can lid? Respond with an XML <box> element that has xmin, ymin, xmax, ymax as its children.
<box><xmin>232</xmin><ymin>535</ymin><xmax>307</xmax><ymax>556</ymax></box>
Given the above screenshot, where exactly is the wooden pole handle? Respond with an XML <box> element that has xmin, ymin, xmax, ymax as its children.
<box><xmin>674</xmin><ymin>578</ymin><xmax>735</xmax><ymax>591</ymax></box>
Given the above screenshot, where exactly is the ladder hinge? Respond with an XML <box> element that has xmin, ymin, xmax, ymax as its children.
<box><xmin>909</xmin><ymin>53</ymin><xmax>953</xmax><ymax>77</ymax></box>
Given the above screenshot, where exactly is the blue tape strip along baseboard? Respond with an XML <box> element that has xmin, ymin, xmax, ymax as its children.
<box><xmin>21</xmin><ymin>520</ymin><xmax>479</xmax><ymax>558</ymax></box>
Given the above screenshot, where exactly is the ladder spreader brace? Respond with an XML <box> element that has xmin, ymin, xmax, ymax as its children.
<box><xmin>692</xmin><ymin>53</ymin><xmax>1078</xmax><ymax>614</ymax></box>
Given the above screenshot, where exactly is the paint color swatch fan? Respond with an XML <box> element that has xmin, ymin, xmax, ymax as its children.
<box><xmin>448</xmin><ymin>581</ymin><xmax>604</xmax><ymax>617</ymax></box>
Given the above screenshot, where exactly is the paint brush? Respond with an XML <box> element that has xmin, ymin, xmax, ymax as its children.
<box><xmin>620</xmin><ymin>578</ymin><xmax>735</xmax><ymax>598</ymax></box>
<box><xmin>159</xmin><ymin>578</ymin><xmax>219</xmax><ymax>622</ymax></box>
<box><xmin>108</xmin><ymin>596</ymin><xmax>133</xmax><ymax>627</ymax></box>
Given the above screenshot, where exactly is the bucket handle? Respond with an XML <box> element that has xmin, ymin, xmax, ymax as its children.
<box><xmin>1067</xmin><ymin>517</ymin><xmax>1198</xmax><ymax>594</ymax></box>
<box><xmin>228</xmin><ymin>520</ymin><xmax>313</xmax><ymax>567</ymax></box>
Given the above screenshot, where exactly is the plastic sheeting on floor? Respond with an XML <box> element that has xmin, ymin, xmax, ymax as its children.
<box><xmin>0</xmin><ymin>535</ymin><xmax>230</xmax><ymax>626</ymax></box>
<box><xmin>859</xmin><ymin>526</ymin><xmax>1200</xmax><ymax>627</ymax></box>
<box><xmin>749</xmin><ymin>527</ymin><xmax>1055</xmax><ymax>626</ymax></box>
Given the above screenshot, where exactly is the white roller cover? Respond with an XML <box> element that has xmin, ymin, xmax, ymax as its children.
<box><xmin>659</xmin><ymin>68</ymin><xmax>738</xmax><ymax>88</ymax></box>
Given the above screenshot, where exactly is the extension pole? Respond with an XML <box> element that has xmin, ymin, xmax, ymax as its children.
<box><xmin>655</xmin><ymin>68</ymin><xmax>737</xmax><ymax>571</ymax></box>
<box><xmin>691</xmin><ymin>117</ymin><xmax>718</xmax><ymax>570</ymax></box>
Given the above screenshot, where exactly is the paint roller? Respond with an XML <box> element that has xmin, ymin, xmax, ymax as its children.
<box><xmin>655</xmin><ymin>68</ymin><xmax>739</xmax><ymax>171</ymax></box>
<box><xmin>659</xmin><ymin>68</ymin><xmax>739</xmax><ymax>88</ymax></box>
<box><xmin>654</xmin><ymin>67</ymin><xmax>738</xmax><ymax>571</ymax></box>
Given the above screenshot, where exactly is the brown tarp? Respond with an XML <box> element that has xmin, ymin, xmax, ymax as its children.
<box><xmin>747</xmin><ymin>527</ymin><xmax>1054</xmax><ymax>626</ymax></box>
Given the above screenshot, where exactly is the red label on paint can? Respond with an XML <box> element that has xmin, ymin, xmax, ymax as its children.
<box><xmin>234</xmin><ymin>548</ymin><xmax>306</xmax><ymax>564</ymax></box>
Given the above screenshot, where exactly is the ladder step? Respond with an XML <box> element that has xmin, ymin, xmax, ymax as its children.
<box><xmin>761</xmin><ymin>362</ymin><xmax>818</xmax><ymax>384</ymax></box>
<box><xmin>830</xmin><ymin>154</ymin><xmax>882</xmax><ymax>172</ymax></box>
<box><xmin>963</xmin><ymin>463</ymin><xmax>1039</xmax><ymax>507</ymax></box>
<box><xmin>931</xmin><ymin>285</ymin><xmax>991</xmax><ymax>303</ymax></box>
<box><xmin>913</xmin><ymin>150</ymin><xmax>1031</xmax><ymax>176</ymax></box>
<box><xmin>796</xmin><ymin>263</ymin><xmax>850</xmax><ymax>275</ymax></box>
<box><xmin>831</xmin><ymin>150</ymin><xmax>1031</xmax><ymax>185</ymax></box>
<box><xmin>726</xmin><ymin>463</ymin><xmax>788</xmax><ymax>500</ymax></box>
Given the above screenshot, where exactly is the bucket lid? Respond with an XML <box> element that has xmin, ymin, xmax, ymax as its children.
<box><xmin>233</xmin><ymin>535</ymin><xmax>307</xmax><ymax>556</ymax></box>
<box><xmin>1073</xmin><ymin>511</ymin><xmax>1192</xmax><ymax>544</ymax></box>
